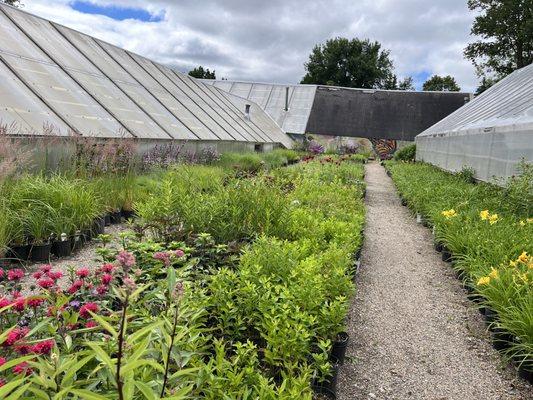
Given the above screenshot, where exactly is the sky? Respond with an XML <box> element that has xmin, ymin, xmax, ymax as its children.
<box><xmin>22</xmin><ymin>0</ymin><xmax>480</xmax><ymax>91</ymax></box>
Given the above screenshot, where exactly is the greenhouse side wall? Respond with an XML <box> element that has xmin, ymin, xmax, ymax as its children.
<box><xmin>415</xmin><ymin>126</ymin><xmax>533</xmax><ymax>182</ymax></box>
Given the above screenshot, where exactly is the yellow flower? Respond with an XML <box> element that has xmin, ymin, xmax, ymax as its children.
<box><xmin>518</xmin><ymin>273</ymin><xmax>529</xmax><ymax>284</ymax></box>
<box><xmin>480</xmin><ymin>210</ymin><xmax>489</xmax><ymax>220</ymax></box>
<box><xmin>477</xmin><ymin>276</ymin><xmax>491</xmax><ymax>286</ymax></box>
<box><xmin>519</xmin><ymin>220</ymin><xmax>526</xmax><ymax>226</ymax></box>
<box><xmin>441</xmin><ymin>209</ymin><xmax>457</xmax><ymax>219</ymax></box>
<box><xmin>509</xmin><ymin>260</ymin><xmax>518</xmax><ymax>268</ymax></box>
<box><xmin>518</xmin><ymin>251</ymin><xmax>528</xmax><ymax>263</ymax></box>
<box><xmin>488</xmin><ymin>267</ymin><xmax>499</xmax><ymax>280</ymax></box>
<box><xmin>488</xmin><ymin>213</ymin><xmax>499</xmax><ymax>225</ymax></box>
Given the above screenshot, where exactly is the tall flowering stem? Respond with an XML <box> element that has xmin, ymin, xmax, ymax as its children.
<box><xmin>116</xmin><ymin>294</ymin><xmax>129</xmax><ymax>400</ymax></box>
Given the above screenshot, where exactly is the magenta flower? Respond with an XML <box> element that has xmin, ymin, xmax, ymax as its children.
<box><xmin>79</xmin><ymin>302</ymin><xmax>99</xmax><ymax>319</ymax></box>
<box><xmin>101</xmin><ymin>273</ymin><xmax>113</xmax><ymax>285</ymax></box>
<box><xmin>76</xmin><ymin>267</ymin><xmax>90</xmax><ymax>278</ymax></box>
<box><xmin>7</xmin><ymin>269</ymin><xmax>24</xmax><ymax>281</ymax></box>
<box><xmin>32</xmin><ymin>339</ymin><xmax>54</xmax><ymax>355</ymax></box>
<box><xmin>13</xmin><ymin>297</ymin><xmax>26</xmax><ymax>312</ymax></box>
<box><xmin>37</xmin><ymin>277</ymin><xmax>55</xmax><ymax>289</ymax></box>
<box><xmin>174</xmin><ymin>249</ymin><xmax>185</xmax><ymax>258</ymax></box>
<box><xmin>153</xmin><ymin>251</ymin><xmax>171</xmax><ymax>266</ymax></box>
<box><xmin>13</xmin><ymin>361</ymin><xmax>32</xmax><ymax>376</ymax></box>
<box><xmin>5</xmin><ymin>327</ymin><xmax>29</xmax><ymax>346</ymax></box>
<box><xmin>0</xmin><ymin>297</ymin><xmax>11</xmax><ymax>309</ymax></box>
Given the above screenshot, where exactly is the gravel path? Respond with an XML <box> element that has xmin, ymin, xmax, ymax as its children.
<box><xmin>337</xmin><ymin>162</ymin><xmax>531</xmax><ymax>400</ymax></box>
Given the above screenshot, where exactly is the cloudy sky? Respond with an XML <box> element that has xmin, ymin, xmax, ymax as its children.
<box><xmin>22</xmin><ymin>0</ymin><xmax>480</xmax><ymax>91</ymax></box>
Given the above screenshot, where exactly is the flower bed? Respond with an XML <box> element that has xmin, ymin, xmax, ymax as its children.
<box><xmin>385</xmin><ymin>161</ymin><xmax>532</xmax><ymax>381</ymax></box>
<box><xmin>0</xmin><ymin>156</ymin><xmax>366</xmax><ymax>398</ymax></box>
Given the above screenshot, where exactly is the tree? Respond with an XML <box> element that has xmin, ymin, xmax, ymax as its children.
<box><xmin>300</xmin><ymin>37</ymin><xmax>395</xmax><ymax>89</ymax></box>
<box><xmin>188</xmin><ymin>66</ymin><xmax>216</xmax><ymax>79</ymax></box>
<box><xmin>1</xmin><ymin>0</ymin><xmax>22</xmax><ymax>6</ymax></box>
<box><xmin>475</xmin><ymin>76</ymin><xmax>499</xmax><ymax>95</ymax></box>
<box><xmin>422</xmin><ymin>75</ymin><xmax>461</xmax><ymax>91</ymax></box>
<box><xmin>381</xmin><ymin>74</ymin><xmax>414</xmax><ymax>90</ymax></box>
<box><xmin>464</xmin><ymin>0</ymin><xmax>532</xmax><ymax>78</ymax></box>
<box><xmin>398</xmin><ymin>76</ymin><xmax>415</xmax><ymax>91</ymax></box>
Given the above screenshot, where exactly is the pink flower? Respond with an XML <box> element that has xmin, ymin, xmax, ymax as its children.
<box><xmin>5</xmin><ymin>327</ymin><xmax>29</xmax><ymax>346</ymax></box>
<box><xmin>101</xmin><ymin>273</ymin><xmax>113</xmax><ymax>285</ymax></box>
<box><xmin>13</xmin><ymin>361</ymin><xmax>32</xmax><ymax>376</ymax></box>
<box><xmin>0</xmin><ymin>378</ymin><xmax>5</xmax><ymax>387</ymax></box>
<box><xmin>101</xmin><ymin>263</ymin><xmax>114</xmax><ymax>273</ymax></box>
<box><xmin>13</xmin><ymin>297</ymin><xmax>26</xmax><ymax>312</ymax></box>
<box><xmin>79</xmin><ymin>302</ymin><xmax>99</xmax><ymax>319</ymax></box>
<box><xmin>32</xmin><ymin>339</ymin><xmax>54</xmax><ymax>355</ymax></box>
<box><xmin>0</xmin><ymin>297</ymin><xmax>11</xmax><ymax>309</ymax></box>
<box><xmin>14</xmin><ymin>344</ymin><xmax>32</xmax><ymax>355</ymax></box>
<box><xmin>0</xmin><ymin>269</ymin><xmax>4</xmax><ymax>279</ymax></box>
<box><xmin>123</xmin><ymin>276</ymin><xmax>136</xmax><ymax>292</ymax></box>
<box><xmin>0</xmin><ymin>357</ymin><xmax>6</xmax><ymax>366</ymax></box>
<box><xmin>32</xmin><ymin>271</ymin><xmax>43</xmax><ymax>280</ymax></box>
<box><xmin>12</xmin><ymin>291</ymin><xmax>21</xmax><ymax>299</ymax></box>
<box><xmin>7</xmin><ymin>269</ymin><xmax>24</xmax><ymax>281</ymax></box>
<box><xmin>174</xmin><ymin>249</ymin><xmax>185</xmax><ymax>258</ymax></box>
<box><xmin>67</xmin><ymin>280</ymin><xmax>84</xmax><ymax>294</ymax></box>
<box><xmin>96</xmin><ymin>285</ymin><xmax>108</xmax><ymax>295</ymax></box>
<box><xmin>85</xmin><ymin>320</ymin><xmax>98</xmax><ymax>329</ymax></box>
<box><xmin>76</xmin><ymin>267</ymin><xmax>90</xmax><ymax>278</ymax></box>
<box><xmin>37</xmin><ymin>277</ymin><xmax>55</xmax><ymax>289</ymax></box>
<box><xmin>39</xmin><ymin>264</ymin><xmax>52</xmax><ymax>273</ymax></box>
<box><xmin>27</xmin><ymin>297</ymin><xmax>45</xmax><ymax>308</ymax></box>
<box><xmin>47</xmin><ymin>270</ymin><xmax>63</xmax><ymax>281</ymax></box>
<box><xmin>116</xmin><ymin>251</ymin><xmax>136</xmax><ymax>270</ymax></box>
<box><xmin>153</xmin><ymin>251</ymin><xmax>171</xmax><ymax>266</ymax></box>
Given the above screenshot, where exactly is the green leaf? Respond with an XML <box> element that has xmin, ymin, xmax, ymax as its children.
<box><xmin>120</xmin><ymin>359</ymin><xmax>164</xmax><ymax>376</ymax></box>
<box><xmin>70</xmin><ymin>389</ymin><xmax>110</xmax><ymax>400</ymax></box>
<box><xmin>128</xmin><ymin>320</ymin><xmax>163</xmax><ymax>343</ymax></box>
<box><xmin>0</xmin><ymin>378</ymin><xmax>26</xmax><ymax>397</ymax></box>
<box><xmin>88</xmin><ymin>312</ymin><xmax>118</xmax><ymax>338</ymax></box>
<box><xmin>134</xmin><ymin>381</ymin><xmax>157</xmax><ymax>400</ymax></box>
<box><xmin>4</xmin><ymin>383</ymin><xmax>31</xmax><ymax>400</ymax></box>
<box><xmin>61</xmin><ymin>354</ymin><xmax>95</xmax><ymax>387</ymax></box>
<box><xmin>86</xmin><ymin>342</ymin><xmax>115</xmax><ymax>371</ymax></box>
<box><xmin>0</xmin><ymin>355</ymin><xmax>36</xmax><ymax>373</ymax></box>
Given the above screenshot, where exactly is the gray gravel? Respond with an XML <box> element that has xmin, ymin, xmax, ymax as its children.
<box><xmin>337</xmin><ymin>162</ymin><xmax>532</xmax><ymax>400</ymax></box>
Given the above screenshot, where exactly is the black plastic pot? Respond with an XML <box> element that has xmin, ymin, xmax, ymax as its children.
<box><xmin>331</xmin><ymin>332</ymin><xmax>349</xmax><ymax>364</ymax></box>
<box><xmin>121</xmin><ymin>209</ymin><xmax>135</xmax><ymax>221</ymax></box>
<box><xmin>29</xmin><ymin>243</ymin><xmax>52</xmax><ymax>263</ymax></box>
<box><xmin>401</xmin><ymin>198</ymin><xmax>407</xmax><ymax>206</ymax></box>
<box><xmin>492</xmin><ymin>328</ymin><xmax>514</xmax><ymax>351</ymax></box>
<box><xmin>104</xmin><ymin>213</ymin><xmax>111</xmax><ymax>226</ymax></box>
<box><xmin>52</xmin><ymin>240</ymin><xmax>72</xmax><ymax>258</ymax></box>
<box><xmin>93</xmin><ymin>217</ymin><xmax>105</xmax><ymax>236</ymax></box>
<box><xmin>516</xmin><ymin>363</ymin><xmax>533</xmax><ymax>385</ymax></box>
<box><xmin>323</xmin><ymin>355</ymin><xmax>339</xmax><ymax>393</ymax></box>
<box><xmin>71</xmin><ymin>235</ymin><xmax>83</xmax><ymax>252</ymax></box>
<box><xmin>441</xmin><ymin>248</ymin><xmax>452</xmax><ymax>263</ymax></box>
<box><xmin>483</xmin><ymin>307</ymin><xmax>497</xmax><ymax>328</ymax></box>
<box><xmin>434</xmin><ymin>241</ymin><xmax>443</xmax><ymax>253</ymax></box>
<box><xmin>110</xmin><ymin>211</ymin><xmax>122</xmax><ymax>224</ymax></box>
<box><xmin>82</xmin><ymin>229</ymin><xmax>92</xmax><ymax>243</ymax></box>
<box><xmin>312</xmin><ymin>385</ymin><xmax>336</xmax><ymax>400</ymax></box>
<box><xmin>9</xmin><ymin>244</ymin><xmax>31</xmax><ymax>262</ymax></box>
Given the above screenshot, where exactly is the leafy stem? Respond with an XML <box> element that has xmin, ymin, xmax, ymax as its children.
<box><xmin>161</xmin><ymin>301</ymin><xmax>179</xmax><ymax>397</ymax></box>
<box><xmin>116</xmin><ymin>294</ymin><xmax>129</xmax><ymax>400</ymax></box>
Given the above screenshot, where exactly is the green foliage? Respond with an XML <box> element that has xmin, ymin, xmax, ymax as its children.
<box><xmin>393</xmin><ymin>144</ymin><xmax>416</xmax><ymax>161</ymax></box>
<box><xmin>187</xmin><ymin>66</ymin><xmax>216</xmax><ymax>79</ymax></box>
<box><xmin>464</xmin><ymin>0</ymin><xmax>532</xmax><ymax>78</ymax></box>
<box><xmin>422</xmin><ymin>75</ymin><xmax>461</xmax><ymax>91</ymax></box>
<box><xmin>503</xmin><ymin>159</ymin><xmax>533</xmax><ymax>216</ymax></box>
<box><xmin>300</xmin><ymin>37</ymin><xmax>395</xmax><ymax>89</ymax></box>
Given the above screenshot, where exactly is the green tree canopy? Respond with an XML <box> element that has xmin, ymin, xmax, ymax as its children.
<box><xmin>188</xmin><ymin>66</ymin><xmax>216</xmax><ymax>80</ymax></box>
<box><xmin>300</xmin><ymin>37</ymin><xmax>395</xmax><ymax>89</ymax></box>
<box><xmin>422</xmin><ymin>75</ymin><xmax>461</xmax><ymax>91</ymax></box>
<box><xmin>475</xmin><ymin>76</ymin><xmax>500</xmax><ymax>95</ymax></box>
<box><xmin>1</xmin><ymin>0</ymin><xmax>22</xmax><ymax>6</ymax></box>
<box><xmin>464</xmin><ymin>0</ymin><xmax>532</xmax><ymax>79</ymax></box>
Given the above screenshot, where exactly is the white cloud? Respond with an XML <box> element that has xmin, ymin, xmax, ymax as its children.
<box><xmin>22</xmin><ymin>0</ymin><xmax>480</xmax><ymax>91</ymax></box>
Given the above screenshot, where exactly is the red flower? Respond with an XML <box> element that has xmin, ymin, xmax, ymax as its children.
<box><xmin>39</xmin><ymin>264</ymin><xmax>52</xmax><ymax>273</ymax></box>
<box><xmin>96</xmin><ymin>285</ymin><xmax>108</xmax><ymax>295</ymax></box>
<box><xmin>0</xmin><ymin>297</ymin><xmax>11</xmax><ymax>309</ymax></box>
<box><xmin>32</xmin><ymin>271</ymin><xmax>43</xmax><ymax>280</ymax></box>
<box><xmin>101</xmin><ymin>263</ymin><xmax>114</xmax><ymax>273</ymax></box>
<box><xmin>76</xmin><ymin>267</ymin><xmax>90</xmax><ymax>278</ymax></box>
<box><xmin>79</xmin><ymin>302</ymin><xmax>99</xmax><ymax>318</ymax></box>
<box><xmin>67</xmin><ymin>280</ymin><xmax>84</xmax><ymax>294</ymax></box>
<box><xmin>101</xmin><ymin>273</ymin><xmax>113</xmax><ymax>285</ymax></box>
<box><xmin>37</xmin><ymin>277</ymin><xmax>55</xmax><ymax>289</ymax></box>
<box><xmin>13</xmin><ymin>361</ymin><xmax>32</xmax><ymax>376</ymax></box>
<box><xmin>7</xmin><ymin>269</ymin><xmax>24</xmax><ymax>281</ymax></box>
<box><xmin>32</xmin><ymin>339</ymin><xmax>54</xmax><ymax>355</ymax></box>
<box><xmin>14</xmin><ymin>344</ymin><xmax>32</xmax><ymax>355</ymax></box>
<box><xmin>85</xmin><ymin>320</ymin><xmax>98</xmax><ymax>329</ymax></box>
<box><xmin>0</xmin><ymin>357</ymin><xmax>6</xmax><ymax>366</ymax></box>
<box><xmin>27</xmin><ymin>297</ymin><xmax>45</xmax><ymax>308</ymax></box>
<box><xmin>5</xmin><ymin>327</ymin><xmax>29</xmax><ymax>346</ymax></box>
<box><xmin>47</xmin><ymin>270</ymin><xmax>63</xmax><ymax>281</ymax></box>
<box><xmin>13</xmin><ymin>297</ymin><xmax>26</xmax><ymax>312</ymax></box>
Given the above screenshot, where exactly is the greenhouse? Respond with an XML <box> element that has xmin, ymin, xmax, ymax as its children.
<box><xmin>416</xmin><ymin>63</ymin><xmax>533</xmax><ymax>181</ymax></box>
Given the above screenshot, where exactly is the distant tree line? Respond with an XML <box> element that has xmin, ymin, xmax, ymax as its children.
<box><xmin>188</xmin><ymin>66</ymin><xmax>216</xmax><ymax>80</ymax></box>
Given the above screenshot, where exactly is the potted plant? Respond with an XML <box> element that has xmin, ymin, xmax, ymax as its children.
<box><xmin>6</xmin><ymin>210</ymin><xmax>30</xmax><ymax>262</ymax></box>
<box><xmin>26</xmin><ymin>208</ymin><xmax>53</xmax><ymax>262</ymax></box>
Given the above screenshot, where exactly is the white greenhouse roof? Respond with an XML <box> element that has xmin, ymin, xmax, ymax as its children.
<box><xmin>0</xmin><ymin>3</ymin><xmax>292</xmax><ymax>147</ymax></box>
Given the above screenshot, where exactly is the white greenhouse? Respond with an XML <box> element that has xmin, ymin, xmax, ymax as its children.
<box><xmin>416</xmin><ymin>63</ymin><xmax>533</xmax><ymax>182</ymax></box>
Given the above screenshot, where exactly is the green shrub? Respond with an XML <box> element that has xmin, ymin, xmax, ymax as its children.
<box><xmin>393</xmin><ymin>143</ymin><xmax>416</xmax><ymax>161</ymax></box>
